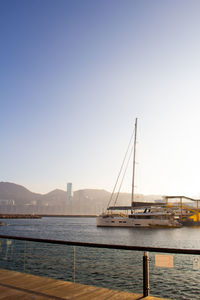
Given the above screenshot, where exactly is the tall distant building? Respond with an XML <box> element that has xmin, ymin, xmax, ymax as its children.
<box><xmin>66</xmin><ymin>182</ymin><xmax>72</xmax><ymax>201</ymax></box>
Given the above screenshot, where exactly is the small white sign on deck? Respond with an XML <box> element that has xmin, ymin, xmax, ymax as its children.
<box><xmin>155</xmin><ymin>254</ymin><xmax>174</xmax><ymax>268</ymax></box>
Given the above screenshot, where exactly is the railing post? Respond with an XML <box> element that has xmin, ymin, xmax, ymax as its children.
<box><xmin>73</xmin><ymin>246</ymin><xmax>76</xmax><ymax>283</ymax></box>
<box><xmin>143</xmin><ymin>251</ymin><xmax>150</xmax><ymax>297</ymax></box>
<box><xmin>24</xmin><ymin>240</ymin><xmax>26</xmax><ymax>272</ymax></box>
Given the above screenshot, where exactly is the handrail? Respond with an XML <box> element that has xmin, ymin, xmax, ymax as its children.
<box><xmin>0</xmin><ymin>234</ymin><xmax>200</xmax><ymax>255</ymax></box>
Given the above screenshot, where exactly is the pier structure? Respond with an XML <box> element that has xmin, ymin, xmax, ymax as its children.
<box><xmin>165</xmin><ymin>195</ymin><xmax>200</xmax><ymax>225</ymax></box>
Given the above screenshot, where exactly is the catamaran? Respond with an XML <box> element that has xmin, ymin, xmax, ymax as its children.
<box><xmin>96</xmin><ymin>119</ymin><xmax>181</xmax><ymax>228</ymax></box>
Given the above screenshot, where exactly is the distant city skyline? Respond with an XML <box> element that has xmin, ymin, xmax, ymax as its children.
<box><xmin>1</xmin><ymin>1</ymin><xmax>200</xmax><ymax>197</ymax></box>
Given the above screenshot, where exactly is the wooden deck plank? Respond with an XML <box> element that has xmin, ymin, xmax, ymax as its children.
<box><xmin>0</xmin><ymin>270</ymin><xmax>69</xmax><ymax>292</ymax></box>
<box><xmin>0</xmin><ymin>269</ymin><xmax>21</xmax><ymax>280</ymax></box>
<box><xmin>0</xmin><ymin>285</ymin><xmax>25</xmax><ymax>298</ymax></box>
<box><xmin>0</xmin><ymin>268</ymin><xmax>169</xmax><ymax>300</ymax></box>
<box><xmin>106</xmin><ymin>290</ymin><xmax>144</xmax><ymax>300</ymax></box>
<box><xmin>0</xmin><ymin>276</ymin><xmax>55</xmax><ymax>291</ymax></box>
<box><xmin>38</xmin><ymin>282</ymin><xmax>99</xmax><ymax>299</ymax></box>
<box><xmin>22</xmin><ymin>277</ymin><xmax>69</xmax><ymax>291</ymax></box>
<box><xmin>72</xmin><ymin>288</ymin><xmax>142</xmax><ymax>300</ymax></box>
<box><xmin>0</xmin><ymin>285</ymin><xmax>50</xmax><ymax>300</ymax></box>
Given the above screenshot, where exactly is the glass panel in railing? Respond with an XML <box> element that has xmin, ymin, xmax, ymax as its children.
<box><xmin>0</xmin><ymin>238</ymin><xmax>26</xmax><ymax>273</ymax></box>
<box><xmin>73</xmin><ymin>247</ymin><xmax>143</xmax><ymax>294</ymax></box>
<box><xmin>23</xmin><ymin>241</ymin><xmax>75</xmax><ymax>281</ymax></box>
<box><xmin>149</xmin><ymin>252</ymin><xmax>200</xmax><ymax>300</ymax></box>
<box><xmin>0</xmin><ymin>238</ymin><xmax>75</xmax><ymax>281</ymax></box>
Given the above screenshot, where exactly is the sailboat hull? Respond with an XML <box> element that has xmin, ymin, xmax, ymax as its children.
<box><xmin>96</xmin><ymin>215</ymin><xmax>181</xmax><ymax>228</ymax></box>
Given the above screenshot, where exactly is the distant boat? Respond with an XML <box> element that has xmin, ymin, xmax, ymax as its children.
<box><xmin>96</xmin><ymin>119</ymin><xmax>181</xmax><ymax>228</ymax></box>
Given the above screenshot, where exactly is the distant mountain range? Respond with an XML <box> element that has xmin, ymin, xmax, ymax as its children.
<box><xmin>0</xmin><ymin>182</ymin><xmax>66</xmax><ymax>206</ymax></box>
<box><xmin>0</xmin><ymin>182</ymin><xmax>163</xmax><ymax>215</ymax></box>
<box><xmin>0</xmin><ymin>182</ymin><xmax>41</xmax><ymax>203</ymax></box>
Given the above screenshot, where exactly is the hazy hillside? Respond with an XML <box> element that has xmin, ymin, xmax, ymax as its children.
<box><xmin>0</xmin><ymin>182</ymin><xmax>42</xmax><ymax>205</ymax></box>
<box><xmin>0</xmin><ymin>182</ymin><xmax>163</xmax><ymax>214</ymax></box>
<box><xmin>43</xmin><ymin>189</ymin><xmax>67</xmax><ymax>206</ymax></box>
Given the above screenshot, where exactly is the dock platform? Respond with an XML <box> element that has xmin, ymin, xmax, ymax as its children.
<box><xmin>0</xmin><ymin>268</ymin><xmax>169</xmax><ymax>299</ymax></box>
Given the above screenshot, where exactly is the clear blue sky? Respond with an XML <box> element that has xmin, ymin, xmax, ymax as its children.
<box><xmin>1</xmin><ymin>0</ymin><xmax>200</xmax><ymax>197</ymax></box>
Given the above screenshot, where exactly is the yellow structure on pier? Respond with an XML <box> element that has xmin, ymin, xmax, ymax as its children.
<box><xmin>164</xmin><ymin>196</ymin><xmax>200</xmax><ymax>225</ymax></box>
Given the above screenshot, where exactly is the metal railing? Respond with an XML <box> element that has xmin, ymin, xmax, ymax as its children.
<box><xmin>1</xmin><ymin>234</ymin><xmax>200</xmax><ymax>254</ymax></box>
<box><xmin>0</xmin><ymin>234</ymin><xmax>200</xmax><ymax>298</ymax></box>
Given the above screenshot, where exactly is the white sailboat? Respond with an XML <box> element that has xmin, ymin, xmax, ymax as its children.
<box><xmin>96</xmin><ymin>119</ymin><xmax>181</xmax><ymax>228</ymax></box>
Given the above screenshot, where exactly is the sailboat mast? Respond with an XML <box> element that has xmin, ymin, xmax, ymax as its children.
<box><xmin>131</xmin><ymin>118</ymin><xmax>137</xmax><ymax>213</ymax></box>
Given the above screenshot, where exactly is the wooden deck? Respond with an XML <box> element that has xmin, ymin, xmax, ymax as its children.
<box><xmin>0</xmin><ymin>268</ymin><xmax>169</xmax><ymax>299</ymax></box>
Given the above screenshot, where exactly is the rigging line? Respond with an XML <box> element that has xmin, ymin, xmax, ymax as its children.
<box><xmin>112</xmin><ymin>145</ymin><xmax>134</xmax><ymax>208</ymax></box>
<box><xmin>106</xmin><ymin>127</ymin><xmax>135</xmax><ymax>211</ymax></box>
